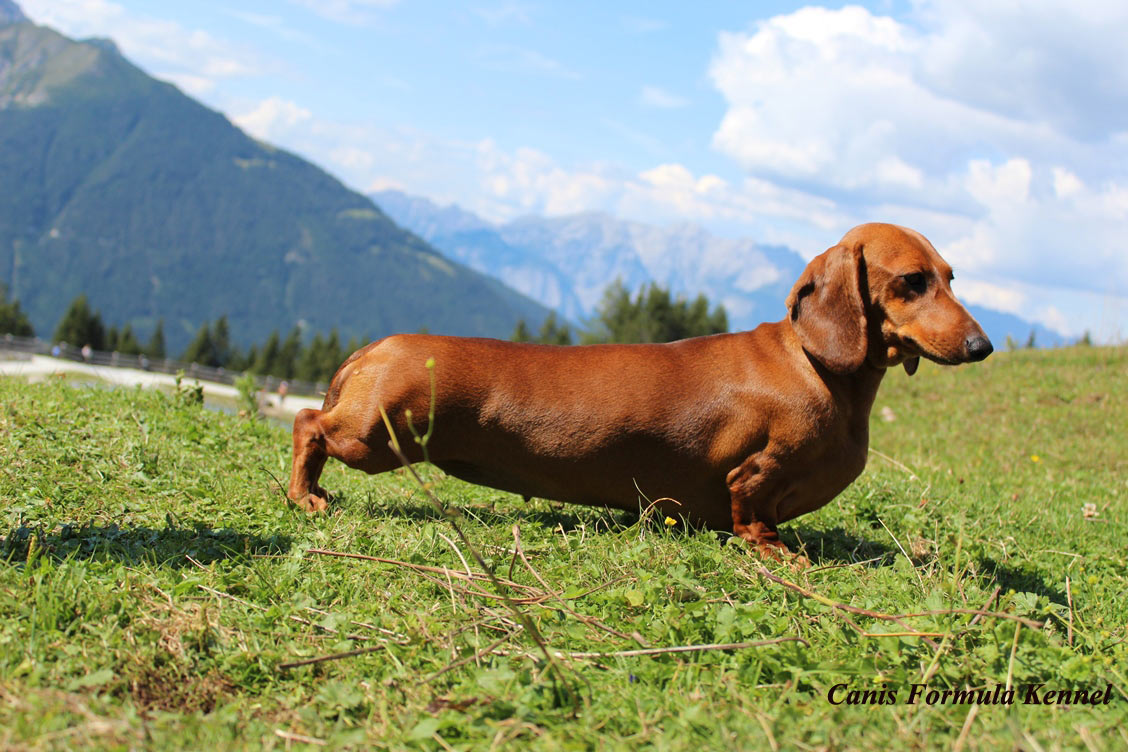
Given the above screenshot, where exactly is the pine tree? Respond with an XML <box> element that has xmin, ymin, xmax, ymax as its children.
<box><xmin>586</xmin><ymin>281</ymin><xmax>727</xmax><ymax>344</ymax></box>
<box><xmin>296</xmin><ymin>333</ymin><xmax>326</xmax><ymax>382</ymax></box>
<box><xmin>146</xmin><ymin>320</ymin><xmax>166</xmax><ymax>359</ymax></box>
<box><xmin>212</xmin><ymin>316</ymin><xmax>232</xmax><ymax>367</ymax></box>
<box><xmin>240</xmin><ymin>345</ymin><xmax>259</xmax><ymax>373</ymax></box>
<box><xmin>253</xmin><ymin>331</ymin><xmax>281</xmax><ymax>375</ymax></box>
<box><xmin>537</xmin><ymin>312</ymin><xmax>573</xmax><ymax>345</ymax></box>
<box><xmin>321</xmin><ymin>329</ymin><xmax>343</xmax><ymax>381</ymax></box>
<box><xmin>276</xmin><ymin>326</ymin><xmax>302</xmax><ymax>379</ymax></box>
<box><xmin>181</xmin><ymin>321</ymin><xmax>216</xmax><ymax>366</ymax></box>
<box><xmin>511</xmin><ymin>319</ymin><xmax>532</xmax><ymax>342</ymax></box>
<box><xmin>116</xmin><ymin>324</ymin><xmax>142</xmax><ymax>355</ymax></box>
<box><xmin>53</xmin><ymin>295</ymin><xmax>106</xmax><ymax>349</ymax></box>
<box><xmin>0</xmin><ymin>284</ymin><xmax>34</xmax><ymax>337</ymax></box>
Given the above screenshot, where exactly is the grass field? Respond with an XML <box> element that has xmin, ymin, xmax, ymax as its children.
<box><xmin>1</xmin><ymin>346</ymin><xmax>1125</xmax><ymax>750</ymax></box>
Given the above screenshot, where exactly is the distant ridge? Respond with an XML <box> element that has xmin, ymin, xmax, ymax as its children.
<box><xmin>0</xmin><ymin>16</ymin><xmax>551</xmax><ymax>350</ymax></box>
<box><xmin>372</xmin><ymin>188</ymin><xmax>1069</xmax><ymax>347</ymax></box>
<box><xmin>0</xmin><ymin>0</ymin><xmax>26</xmax><ymax>26</ymax></box>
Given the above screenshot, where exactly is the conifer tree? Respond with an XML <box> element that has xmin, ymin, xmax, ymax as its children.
<box><xmin>181</xmin><ymin>321</ymin><xmax>216</xmax><ymax>366</ymax></box>
<box><xmin>53</xmin><ymin>295</ymin><xmax>106</xmax><ymax>349</ymax></box>
<box><xmin>585</xmin><ymin>280</ymin><xmax>727</xmax><ymax>344</ymax></box>
<box><xmin>253</xmin><ymin>331</ymin><xmax>281</xmax><ymax>375</ymax></box>
<box><xmin>321</xmin><ymin>329</ymin><xmax>343</xmax><ymax>381</ymax></box>
<box><xmin>511</xmin><ymin>319</ymin><xmax>532</xmax><ymax>342</ymax></box>
<box><xmin>276</xmin><ymin>326</ymin><xmax>303</xmax><ymax>379</ymax></box>
<box><xmin>0</xmin><ymin>284</ymin><xmax>33</xmax><ymax>337</ymax></box>
<box><xmin>116</xmin><ymin>324</ymin><xmax>142</xmax><ymax>355</ymax></box>
<box><xmin>146</xmin><ymin>320</ymin><xmax>166</xmax><ymax>359</ymax></box>
<box><xmin>537</xmin><ymin>312</ymin><xmax>573</xmax><ymax>345</ymax></box>
<box><xmin>0</xmin><ymin>285</ymin><xmax>32</xmax><ymax>338</ymax></box>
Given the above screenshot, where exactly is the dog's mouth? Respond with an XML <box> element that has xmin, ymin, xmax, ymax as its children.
<box><xmin>900</xmin><ymin>335</ymin><xmax>962</xmax><ymax>366</ymax></box>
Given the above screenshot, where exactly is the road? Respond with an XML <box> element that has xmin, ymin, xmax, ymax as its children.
<box><xmin>0</xmin><ymin>353</ymin><xmax>321</xmax><ymax>422</ymax></box>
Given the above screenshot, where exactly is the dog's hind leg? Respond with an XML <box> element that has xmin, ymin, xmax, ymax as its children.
<box><xmin>289</xmin><ymin>408</ymin><xmax>330</xmax><ymax>512</ymax></box>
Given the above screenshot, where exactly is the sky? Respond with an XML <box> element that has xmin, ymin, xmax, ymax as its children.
<box><xmin>18</xmin><ymin>0</ymin><xmax>1128</xmax><ymax>341</ymax></box>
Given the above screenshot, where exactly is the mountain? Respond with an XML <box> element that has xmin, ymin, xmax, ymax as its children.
<box><xmin>0</xmin><ymin>11</ymin><xmax>550</xmax><ymax>351</ymax></box>
<box><xmin>372</xmin><ymin>189</ymin><xmax>804</xmax><ymax>329</ymax></box>
<box><xmin>0</xmin><ymin>0</ymin><xmax>24</xmax><ymax>25</ymax></box>
<box><xmin>964</xmin><ymin>305</ymin><xmax>1066</xmax><ymax>348</ymax></box>
<box><xmin>372</xmin><ymin>189</ymin><xmax>1070</xmax><ymax>348</ymax></box>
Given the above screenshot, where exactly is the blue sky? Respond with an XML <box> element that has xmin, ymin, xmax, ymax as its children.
<box><xmin>19</xmin><ymin>0</ymin><xmax>1128</xmax><ymax>341</ymax></box>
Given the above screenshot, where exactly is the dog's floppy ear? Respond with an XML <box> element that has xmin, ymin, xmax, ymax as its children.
<box><xmin>786</xmin><ymin>244</ymin><xmax>867</xmax><ymax>374</ymax></box>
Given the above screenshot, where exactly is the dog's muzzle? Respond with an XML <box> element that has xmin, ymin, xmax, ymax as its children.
<box><xmin>965</xmin><ymin>335</ymin><xmax>993</xmax><ymax>362</ymax></box>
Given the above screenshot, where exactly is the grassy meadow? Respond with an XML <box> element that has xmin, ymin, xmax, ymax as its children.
<box><xmin>0</xmin><ymin>345</ymin><xmax>1125</xmax><ymax>750</ymax></box>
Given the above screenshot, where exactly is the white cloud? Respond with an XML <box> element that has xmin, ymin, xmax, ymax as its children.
<box><xmin>1051</xmin><ymin>167</ymin><xmax>1084</xmax><ymax>199</ymax></box>
<box><xmin>705</xmin><ymin>1</ymin><xmax>1128</xmax><ymax>339</ymax></box>
<box><xmin>964</xmin><ymin>158</ymin><xmax>1031</xmax><ymax>207</ymax></box>
<box><xmin>233</xmin><ymin>97</ymin><xmax>312</xmax><ymax>142</ymax></box>
<box><xmin>21</xmin><ymin>0</ymin><xmax>269</xmax><ymax>94</ymax></box>
<box><xmin>639</xmin><ymin>85</ymin><xmax>688</xmax><ymax>109</ymax></box>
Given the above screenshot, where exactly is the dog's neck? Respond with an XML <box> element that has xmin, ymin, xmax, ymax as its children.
<box><xmin>817</xmin><ymin>360</ymin><xmax>887</xmax><ymax>426</ymax></box>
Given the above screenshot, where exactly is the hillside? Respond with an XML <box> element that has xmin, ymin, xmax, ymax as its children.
<box><xmin>1</xmin><ymin>345</ymin><xmax>1124</xmax><ymax>746</ymax></box>
<box><xmin>373</xmin><ymin>189</ymin><xmax>803</xmax><ymax>328</ymax></box>
<box><xmin>373</xmin><ymin>188</ymin><xmax>1069</xmax><ymax>346</ymax></box>
<box><xmin>0</xmin><ymin>14</ymin><xmax>550</xmax><ymax>351</ymax></box>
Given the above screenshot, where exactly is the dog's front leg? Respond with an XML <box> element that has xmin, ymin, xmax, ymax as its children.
<box><xmin>726</xmin><ymin>457</ymin><xmax>804</xmax><ymax>565</ymax></box>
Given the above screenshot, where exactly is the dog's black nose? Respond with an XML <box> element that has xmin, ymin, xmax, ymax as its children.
<box><xmin>965</xmin><ymin>335</ymin><xmax>993</xmax><ymax>362</ymax></box>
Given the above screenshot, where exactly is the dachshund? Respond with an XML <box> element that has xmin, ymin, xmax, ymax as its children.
<box><xmin>288</xmin><ymin>223</ymin><xmax>991</xmax><ymax>559</ymax></box>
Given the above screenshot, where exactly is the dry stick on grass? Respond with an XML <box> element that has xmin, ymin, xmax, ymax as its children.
<box><xmin>878</xmin><ymin>517</ymin><xmax>926</xmax><ymax>591</ymax></box>
<box><xmin>511</xmin><ymin>524</ymin><xmax>646</xmax><ymax>646</ymax></box>
<box><xmin>504</xmin><ymin>636</ymin><xmax>808</xmax><ymax>661</ymax></box>
<box><xmin>1005</xmin><ymin>621</ymin><xmax>1022</xmax><ymax>693</ymax></box>
<box><xmin>381</xmin><ymin>436</ymin><xmax>572</xmax><ymax>697</ymax></box>
<box><xmin>756</xmin><ymin>567</ymin><xmax>1044</xmax><ymax>634</ymax></box>
<box><xmin>952</xmin><ymin>705</ymin><xmax>979</xmax><ymax>752</ymax></box>
<box><xmin>277</xmin><ymin>645</ymin><xmax>389</xmax><ymax>670</ymax></box>
<box><xmin>965</xmin><ymin>586</ymin><xmax>1002</xmax><ymax>629</ymax></box>
<box><xmin>920</xmin><ymin>588</ymin><xmax>1005</xmax><ymax>677</ymax></box>
<box><xmin>435</xmin><ymin>531</ymin><xmax>480</xmax><ymax>658</ymax></box>
<box><xmin>806</xmin><ymin>555</ymin><xmax>888</xmax><ymax>574</ymax></box>
<box><xmin>754</xmin><ymin>566</ymin><xmax>941</xmax><ymax>643</ymax></box>
<box><xmin>867</xmin><ymin>447</ymin><xmax>919</xmax><ymax>480</ymax></box>
<box><xmin>306</xmin><ymin>546</ymin><xmax>627</xmax><ymax>606</ymax></box>
<box><xmin>305</xmin><ymin>548</ymin><xmax>539</xmax><ymax>595</ymax></box>
<box><xmin>196</xmin><ymin>584</ymin><xmax>407</xmax><ymax>644</ymax></box>
<box><xmin>1066</xmin><ymin>576</ymin><xmax>1074</xmax><ymax>647</ymax></box>
<box><xmin>302</xmin><ymin>605</ymin><xmax>403</xmax><ymax>640</ymax></box>
<box><xmin>274</xmin><ymin>729</ymin><xmax>327</xmax><ymax>746</ymax></box>
<box><xmin>421</xmin><ymin>629</ymin><xmax>523</xmax><ymax>685</ymax></box>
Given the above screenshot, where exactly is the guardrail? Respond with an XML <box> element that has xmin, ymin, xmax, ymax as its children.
<box><xmin>0</xmin><ymin>333</ymin><xmax>328</xmax><ymax>397</ymax></box>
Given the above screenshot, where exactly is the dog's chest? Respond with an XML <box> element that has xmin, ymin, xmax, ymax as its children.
<box><xmin>772</xmin><ymin>408</ymin><xmax>870</xmax><ymax>521</ymax></box>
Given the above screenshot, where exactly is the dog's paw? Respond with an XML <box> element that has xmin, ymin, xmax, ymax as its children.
<box><xmin>292</xmin><ymin>491</ymin><xmax>330</xmax><ymax>513</ymax></box>
<box><xmin>787</xmin><ymin>553</ymin><xmax>811</xmax><ymax>571</ymax></box>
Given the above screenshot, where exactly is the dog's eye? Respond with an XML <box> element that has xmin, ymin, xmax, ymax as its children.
<box><xmin>902</xmin><ymin>272</ymin><xmax>927</xmax><ymax>293</ymax></box>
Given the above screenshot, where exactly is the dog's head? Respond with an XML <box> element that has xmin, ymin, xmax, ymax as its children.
<box><xmin>786</xmin><ymin>223</ymin><xmax>992</xmax><ymax>375</ymax></box>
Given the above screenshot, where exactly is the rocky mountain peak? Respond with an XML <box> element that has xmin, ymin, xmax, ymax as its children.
<box><xmin>0</xmin><ymin>0</ymin><xmax>27</xmax><ymax>26</ymax></box>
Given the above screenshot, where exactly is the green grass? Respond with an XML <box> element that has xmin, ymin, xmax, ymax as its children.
<box><xmin>1</xmin><ymin>346</ymin><xmax>1125</xmax><ymax>750</ymax></box>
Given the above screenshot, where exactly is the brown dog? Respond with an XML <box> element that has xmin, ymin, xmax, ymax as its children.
<box><xmin>288</xmin><ymin>223</ymin><xmax>991</xmax><ymax>559</ymax></box>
